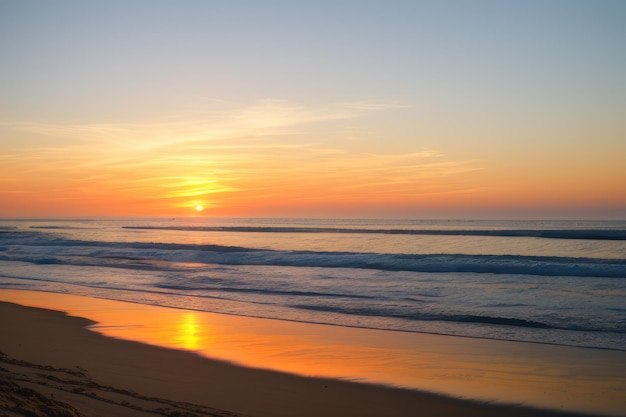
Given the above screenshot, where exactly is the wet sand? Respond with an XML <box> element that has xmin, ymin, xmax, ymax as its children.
<box><xmin>0</xmin><ymin>291</ymin><xmax>624</xmax><ymax>417</ymax></box>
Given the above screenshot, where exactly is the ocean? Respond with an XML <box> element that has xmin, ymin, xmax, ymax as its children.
<box><xmin>1</xmin><ymin>217</ymin><xmax>625</xmax><ymax>351</ymax></box>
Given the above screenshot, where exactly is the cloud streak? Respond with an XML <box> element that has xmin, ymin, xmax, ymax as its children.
<box><xmin>1</xmin><ymin>99</ymin><xmax>482</xmax><ymax>214</ymax></box>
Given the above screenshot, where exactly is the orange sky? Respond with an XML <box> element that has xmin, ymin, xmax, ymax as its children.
<box><xmin>1</xmin><ymin>2</ymin><xmax>624</xmax><ymax>219</ymax></box>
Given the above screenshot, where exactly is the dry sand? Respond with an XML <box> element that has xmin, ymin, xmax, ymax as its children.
<box><xmin>0</xmin><ymin>300</ymin><xmax>606</xmax><ymax>417</ymax></box>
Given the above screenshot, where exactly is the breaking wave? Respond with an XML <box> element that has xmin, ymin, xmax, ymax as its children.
<box><xmin>1</xmin><ymin>231</ymin><xmax>625</xmax><ymax>278</ymax></box>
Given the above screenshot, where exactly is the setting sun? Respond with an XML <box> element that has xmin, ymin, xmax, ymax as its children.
<box><xmin>0</xmin><ymin>1</ymin><xmax>623</xmax><ymax>222</ymax></box>
<box><xmin>1</xmin><ymin>3</ymin><xmax>625</xmax><ymax>417</ymax></box>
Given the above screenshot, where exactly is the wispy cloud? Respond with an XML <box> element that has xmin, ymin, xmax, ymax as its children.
<box><xmin>0</xmin><ymin>99</ymin><xmax>482</xmax><ymax>213</ymax></box>
<box><xmin>1</xmin><ymin>99</ymin><xmax>362</xmax><ymax>146</ymax></box>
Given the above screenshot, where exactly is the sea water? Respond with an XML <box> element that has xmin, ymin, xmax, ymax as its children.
<box><xmin>0</xmin><ymin>217</ymin><xmax>625</xmax><ymax>350</ymax></box>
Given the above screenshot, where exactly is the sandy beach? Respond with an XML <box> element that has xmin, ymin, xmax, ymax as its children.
<box><xmin>1</xmin><ymin>292</ymin><xmax>623</xmax><ymax>417</ymax></box>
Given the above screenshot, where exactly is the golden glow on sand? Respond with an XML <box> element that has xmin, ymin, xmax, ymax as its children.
<box><xmin>1</xmin><ymin>290</ymin><xmax>624</xmax><ymax>416</ymax></box>
<box><xmin>178</xmin><ymin>313</ymin><xmax>201</xmax><ymax>350</ymax></box>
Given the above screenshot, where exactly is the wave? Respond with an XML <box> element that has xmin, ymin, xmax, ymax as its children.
<box><xmin>0</xmin><ymin>231</ymin><xmax>258</xmax><ymax>252</ymax></box>
<box><xmin>155</xmin><ymin>283</ymin><xmax>377</xmax><ymax>300</ymax></box>
<box><xmin>293</xmin><ymin>304</ymin><xmax>551</xmax><ymax>329</ymax></box>
<box><xmin>290</xmin><ymin>303</ymin><xmax>626</xmax><ymax>333</ymax></box>
<box><xmin>3</xmin><ymin>268</ymin><xmax>624</xmax><ymax>336</ymax></box>
<box><xmin>29</xmin><ymin>226</ymin><xmax>93</xmax><ymax>230</ymax></box>
<box><xmin>123</xmin><ymin>225</ymin><xmax>626</xmax><ymax>240</ymax></box>
<box><xmin>2</xmin><ymin>266</ymin><xmax>626</xmax><ymax>337</ymax></box>
<box><xmin>2</xmin><ymin>232</ymin><xmax>625</xmax><ymax>278</ymax></box>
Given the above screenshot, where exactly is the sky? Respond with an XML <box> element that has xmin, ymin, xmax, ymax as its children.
<box><xmin>1</xmin><ymin>0</ymin><xmax>625</xmax><ymax>219</ymax></box>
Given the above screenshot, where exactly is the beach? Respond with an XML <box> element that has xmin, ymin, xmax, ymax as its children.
<box><xmin>3</xmin><ymin>0</ymin><xmax>626</xmax><ymax>414</ymax></box>
<box><xmin>1</xmin><ymin>291</ymin><xmax>624</xmax><ymax>417</ymax></box>
<box><xmin>1</xmin><ymin>219</ymin><xmax>625</xmax><ymax>417</ymax></box>
<box><xmin>2</xmin><ymin>0</ymin><xmax>625</xmax><ymax>413</ymax></box>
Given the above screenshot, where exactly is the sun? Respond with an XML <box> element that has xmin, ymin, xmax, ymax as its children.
<box><xmin>195</xmin><ymin>204</ymin><xmax>204</xmax><ymax>212</ymax></box>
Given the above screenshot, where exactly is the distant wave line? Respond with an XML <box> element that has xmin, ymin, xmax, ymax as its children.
<box><xmin>123</xmin><ymin>226</ymin><xmax>626</xmax><ymax>240</ymax></box>
<box><xmin>1</xmin><ymin>234</ymin><xmax>625</xmax><ymax>278</ymax></box>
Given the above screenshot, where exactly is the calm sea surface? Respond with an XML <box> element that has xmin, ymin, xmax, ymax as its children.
<box><xmin>1</xmin><ymin>218</ymin><xmax>625</xmax><ymax>350</ymax></box>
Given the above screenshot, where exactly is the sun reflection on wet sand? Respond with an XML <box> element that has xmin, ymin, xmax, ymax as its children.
<box><xmin>1</xmin><ymin>290</ymin><xmax>625</xmax><ymax>416</ymax></box>
<box><xmin>177</xmin><ymin>313</ymin><xmax>201</xmax><ymax>350</ymax></box>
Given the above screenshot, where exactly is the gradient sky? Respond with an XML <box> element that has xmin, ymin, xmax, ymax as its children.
<box><xmin>1</xmin><ymin>0</ymin><xmax>625</xmax><ymax>219</ymax></box>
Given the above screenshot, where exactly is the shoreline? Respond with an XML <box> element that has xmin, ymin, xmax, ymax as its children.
<box><xmin>0</xmin><ymin>290</ymin><xmax>625</xmax><ymax>416</ymax></box>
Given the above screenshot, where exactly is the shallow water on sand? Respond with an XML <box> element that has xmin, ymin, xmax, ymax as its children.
<box><xmin>1</xmin><ymin>290</ymin><xmax>625</xmax><ymax>416</ymax></box>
